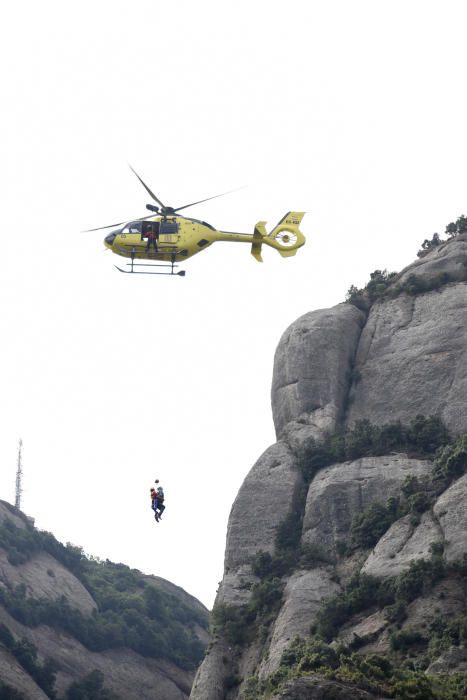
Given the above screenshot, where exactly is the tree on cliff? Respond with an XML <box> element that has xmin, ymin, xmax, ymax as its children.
<box><xmin>446</xmin><ymin>214</ymin><xmax>467</xmax><ymax>237</ymax></box>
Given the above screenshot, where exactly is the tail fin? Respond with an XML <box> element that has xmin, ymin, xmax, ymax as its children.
<box><xmin>275</xmin><ymin>212</ymin><xmax>306</xmax><ymax>229</ymax></box>
<box><xmin>251</xmin><ymin>221</ymin><xmax>267</xmax><ymax>262</ymax></box>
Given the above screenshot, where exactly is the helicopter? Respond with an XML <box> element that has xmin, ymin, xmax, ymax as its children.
<box><xmin>85</xmin><ymin>167</ymin><xmax>306</xmax><ymax>276</ymax></box>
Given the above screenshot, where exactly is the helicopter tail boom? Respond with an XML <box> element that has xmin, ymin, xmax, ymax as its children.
<box><xmin>251</xmin><ymin>211</ymin><xmax>306</xmax><ymax>261</ymax></box>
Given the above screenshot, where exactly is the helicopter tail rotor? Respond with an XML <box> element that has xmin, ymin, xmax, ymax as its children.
<box><xmin>251</xmin><ymin>212</ymin><xmax>306</xmax><ymax>261</ymax></box>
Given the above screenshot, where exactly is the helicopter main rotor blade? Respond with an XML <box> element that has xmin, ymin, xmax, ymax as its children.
<box><xmin>129</xmin><ymin>165</ymin><xmax>166</xmax><ymax>209</ymax></box>
<box><xmin>173</xmin><ymin>187</ymin><xmax>244</xmax><ymax>213</ymax></box>
<box><xmin>82</xmin><ymin>214</ymin><xmax>157</xmax><ymax>233</ymax></box>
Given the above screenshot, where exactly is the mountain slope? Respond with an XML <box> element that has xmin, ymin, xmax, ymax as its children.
<box><xmin>0</xmin><ymin>501</ymin><xmax>209</xmax><ymax>699</ymax></box>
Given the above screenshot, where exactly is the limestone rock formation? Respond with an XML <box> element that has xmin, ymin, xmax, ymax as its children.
<box><xmin>190</xmin><ymin>234</ymin><xmax>467</xmax><ymax>700</ymax></box>
<box><xmin>301</xmin><ymin>455</ymin><xmax>432</xmax><ymax>560</ymax></box>
<box><xmin>361</xmin><ymin>511</ymin><xmax>442</xmax><ymax>578</ymax></box>
<box><xmin>346</xmin><ymin>284</ymin><xmax>467</xmax><ymax>434</ymax></box>
<box><xmin>217</xmin><ymin>442</ymin><xmax>302</xmax><ymax>608</ymax></box>
<box><xmin>270</xmin><ymin>676</ymin><xmax>388</xmax><ymax>699</ymax></box>
<box><xmin>272</xmin><ymin>304</ymin><xmax>365</xmax><ymax>441</ymax></box>
<box><xmin>259</xmin><ymin>568</ymin><xmax>340</xmax><ymax>677</ymax></box>
<box><xmin>433</xmin><ymin>472</ymin><xmax>467</xmax><ymax>561</ymax></box>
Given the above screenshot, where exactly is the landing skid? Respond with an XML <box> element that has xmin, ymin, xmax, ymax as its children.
<box><xmin>115</xmin><ymin>256</ymin><xmax>186</xmax><ymax>276</ymax></box>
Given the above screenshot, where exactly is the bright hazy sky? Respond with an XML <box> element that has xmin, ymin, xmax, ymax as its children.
<box><xmin>0</xmin><ymin>1</ymin><xmax>466</xmax><ymax>608</ymax></box>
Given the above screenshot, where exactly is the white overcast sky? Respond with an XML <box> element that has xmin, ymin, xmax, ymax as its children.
<box><xmin>0</xmin><ymin>0</ymin><xmax>466</xmax><ymax>608</ymax></box>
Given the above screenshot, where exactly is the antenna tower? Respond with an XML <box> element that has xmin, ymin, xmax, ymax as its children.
<box><xmin>15</xmin><ymin>439</ymin><xmax>23</xmax><ymax>510</ymax></box>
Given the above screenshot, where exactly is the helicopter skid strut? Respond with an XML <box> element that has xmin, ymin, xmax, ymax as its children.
<box><xmin>115</xmin><ymin>256</ymin><xmax>186</xmax><ymax>276</ymax></box>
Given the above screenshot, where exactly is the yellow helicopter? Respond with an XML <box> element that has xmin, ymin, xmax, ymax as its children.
<box><xmin>86</xmin><ymin>167</ymin><xmax>306</xmax><ymax>276</ymax></box>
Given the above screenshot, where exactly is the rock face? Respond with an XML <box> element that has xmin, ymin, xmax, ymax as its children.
<box><xmin>270</xmin><ymin>676</ymin><xmax>388</xmax><ymax>699</ymax></box>
<box><xmin>217</xmin><ymin>442</ymin><xmax>302</xmax><ymax>608</ymax></box>
<box><xmin>433</xmin><ymin>472</ymin><xmax>467</xmax><ymax>561</ymax></box>
<box><xmin>346</xmin><ymin>283</ymin><xmax>467</xmax><ymax>434</ymax></box>
<box><xmin>0</xmin><ymin>500</ymin><xmax>208</xmax><ymax>700</ymax></box>
<box><xmin>301</xmin><ymin>455</ymin><xmax>433</xmax><ymax>560</ymax></box>
<box><xmin>272</xmin><ymin>304</ymin><xmax>366</xmax><ymax>440</ymax></box>
<box><xmin>361</xmin><ymin>511</ymin><xmax>443</xmax><ymax>578</ymax></box>
<box><xmin>0</xmin><ymin>549</ymin><xmax>97</xmax><ymax>616</ymax></box>
<box><xmin>259</xmin><ymin>568</ymin><xmax>341</xmax><ymax>677</ymax></box>
<box><xmin>190</xmin><ymin>236</ymin><xmax>467</xmax><ymax>700</ymax></box>
<box><xmin>224</xmin><ymin>443</ymin><xmax>300</xmax><ymax>571</ymax></box>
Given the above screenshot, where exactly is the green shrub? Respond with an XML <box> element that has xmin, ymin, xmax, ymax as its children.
<box><xmin>407</xmin><ymin>491</ymin><xmax>432</xmax><ymax>514</ymax></box>
<box><xmin>407</xmin><ymin>415</ymin><xmax>451</xmax><ymax>454</ymax></box>
<box><xmin>0</xmin><ymin>682</ymin><xmax>26</xmax><ymax>699</ymax></box>
<box><xmin>428</xmin><ymin>615</ymin><xmax>467</xmax><ymax>658</ymax></box>
<box><xmin>224</xmin><ymin>673</ymin><xmax>241</xmax><ymax>689</ymax></box>
<box><xmin>335</xmin><ymin>540</ymin><xmax>350</xmax><ymax>557</ymax></box>
<box><xmin>300</xmin><ymin>416</ymin><xmax>450</xmax><ymax>485</ymax></box>
<box><xmin>391</xmin><ymin>673</ymin><xmax>436</xmax><ymax>699</ymax></box>
<box><xmin>390</xmin><ymin>627</ymin><xmax>425</xmax><ymax>652</ymax></box>
<box><xmin>394</xmin><ymin>558</ymin><xmax>445</xmax><ymax>603</ymax></box>
<box><xmin>0</xmin><ymin>625</ymin><xmax>58</xmax><ymax>698</ymax></box>
<box><xmin>299</xmin><ymin>542</ymin><xmax>332</xmax><ymax>566</ymax></box>
<box><xmin>346</xmin><ymin>269</ymin><xmax>398</xmax><ymax>308</ymax></box>
<box><xmin>433</xmin><ymin>434</ymin><xmax>467</xmax><ymax>480</ymax></box>
<box><xmin>249</xmin><ymin>578</ymin><xmax>283</xmax><ymax>618</ymax></box>
<box><xmin>384</xmin><ymin>600</ymin><xmax>407</xmax><ymax>624</ymax></box>
<box><xmin>251</xmin><ymin>551</ymin><xmax>275</xmax><ymax>579</ymax></box>
<box><xmin>314</xmin><ymin>573</ymin><xmax>382</xmax><ymax>641</ymax></box>
<box><xmin>419</xmin><ymin>232</ymin><xmax>442</xmax><ymax>254</ymax></box>
<box><xmin>351</xmin><ymin>500</ymin><xmax>399</xmax><ymax>549</ymax></box>
<box><xmin>212</xmin><ymin>575</ymin><xmax>284</xmax><ymax>649</ymax></box>
<box><xmin>446</xmin><ymin>214</ymin><xmax>467</xmax><ymax>236</ymax></box>
<box><xmin>211</xmin><ymin>603</ymin><xmax>250</xmax><ymax>646</ymax></box>
<box><xmin>66</xmin><ymin>669</ymin><xmax>118</xmax><ymax>699</ymax></box>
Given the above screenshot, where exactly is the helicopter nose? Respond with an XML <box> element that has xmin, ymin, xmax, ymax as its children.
<box><xmin>104</xmin><ymin>231</ymin><xmax>117</xmax><ymax>247</ymax></box>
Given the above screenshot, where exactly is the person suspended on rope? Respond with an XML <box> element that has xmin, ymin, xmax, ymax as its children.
<box><xmin>150</xmin><ymin>487</ymin><xmax>160</xmax><ymax>522</ymax></box>
<box><xmin>155</xmin><ymin>479</ymin><xmax>165</xmax><ymax>519</ymax></box>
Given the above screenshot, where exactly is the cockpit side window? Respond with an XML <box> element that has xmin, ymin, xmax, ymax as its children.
<box><xmin>122</xmin><ymin>221</ymin><xmax>143</xmax><ymax>234</ymax></box>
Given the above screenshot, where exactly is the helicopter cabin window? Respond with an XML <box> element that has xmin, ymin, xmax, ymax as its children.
<box><xmin>159</xmin><ymin>221</ymin><xmax>179</xmax><ymax>235</ymax></box>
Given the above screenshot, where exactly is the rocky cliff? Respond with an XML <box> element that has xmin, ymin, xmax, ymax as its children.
<box><xmin>0</xmin><ymin>501</ymin><xmax>209</xmax><ymax>699</ymax></box>
<box><xmin>191</xmin><ymin>232</ymin><xmax>467</xmax><ymax>699</ymax></box>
